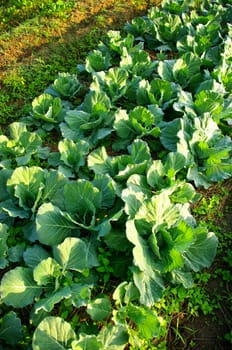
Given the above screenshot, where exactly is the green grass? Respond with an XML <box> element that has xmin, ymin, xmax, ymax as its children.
<box><xmin>0</xmin><ymin>0</ymin><xmax>154</xmax><ymax>125</ymax></box>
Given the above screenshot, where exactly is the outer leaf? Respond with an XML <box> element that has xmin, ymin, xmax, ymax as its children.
<box><xmin>23</xmin><ymin>245</ymin><xmax>50</xmax><ymax>268</ymax></box>
<box><xmin>126</xmin><ymin>304</ymin><xmax>161</xmax><ymax>340</ymax></box>
<box><xmin>71</xmin><ymin>283</ymin><xmax>92</xmax><ymax>308</ymax></box>
<box><xmin>113</xmin><ymin>109</ymin><xmax>132</xmax><ymax>140</ymax></box>
<box><xmin>32</xmin><ymin>317</ymin><xmax>76</xmax><ymax>350</ymax></box>
<box><xmin>121</xmin><ymin>185</ymin><xmax>144</xmax><ymax>219</ymax></box>
<box><xmin>170</xmin><ymin>182</ymin><xmax>198</xmax><ymax>204</ymax></box>
<box><xmin>87</xmin><ymin>296</ymin><xmax>112</xmax><ymax>321</ymax></box>
<box><xmin>113</xmin><ymin>281</ymin><xmax>139</xmax><ymax>305</ymax></box>
<box><xmin>164</xmin><ymin>152</ymin><xmax>186</xmax><ymax>177</ymax></box>
<box><xmin>33</xmin><ymin>257</ymin><xmax>61</xmax><ymax>286</ymax></box>
<box><xmin>0</xmin><ymin>311</ymin><xmax>23</xmax><ymax>345</ymax></box>
<box><xmin>64</xmin><ymin>180</ymin><xmax>101</xmax><ymax>216</ymax></box>
<box><xmin>126</xmin><ymin>220</ymin><xmax>157</xmax><ymax>276</ymax></box>
<box><xmin>36</xmin><ymin>203</ymin><xmax>78</xmax><ymax>245</ymax></box>
<box><xmin>41</xmin><ymin>170</ymin><xmax>67</xmax><ymax>205</ymax></box>
<box><xmin>0</xmin><ymin>267</ymin><xmax>42</xmax><ymax>308</ymax></box>
<box><xmin>146</xmin><ymin>159</ymin><xmax>166</xmax><ymax>189</ymax></box>
<box><xmin>133</xmin><ymin>268</ymin><xmax>164</xmax><ymax>306</ymax></box>
<box><xmin>34</xmin><ymin>286</ymin><xmax>71</xmax><ymax>313</ymax></box>
<box><xmin>7</xmin><ymin>166</ymin><xmax>44</xmax><ymax>211</ymax></box>
<box><xmin>183</xmin><ymin>229</ymin><xmax>218</xmax><ymax>272</ymax></box>
<box><xmin>88</xmin><ymin>146</ymin><xmax>114</xmax><ymax>176</ymax></box>
<box><xmin>53</xmin><ymin>237</ymin><xmax>99</xmax><ymax>272</ymax></box>
<box><xmin>0</xmin><ymin>169</ymin><xmax>12</xmax><ymax>202</ymax></box>
<box><xmin>97</xmin><ymin>325</ymin><xmax>128</xmax><ymax>350</ymax></box>
<box><xmin>1</xmin><ymin>198</ymin><xmax>30</xmax><ymax>219</ymax></box>
<box><xmin>72</xmin><ymin>334</ymin><xmax>102</xmax><ymax>350</ymax></box>
<box><xmin>92</xmin><ymin>175</ymin><xmax>116</xmax><ymax>208</ymax></box>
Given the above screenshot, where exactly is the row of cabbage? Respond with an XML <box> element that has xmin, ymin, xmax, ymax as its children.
<box><xmin>0</xmin><ymin>0</ymin><xmax>231</xmax><ymax>349</ymax></box>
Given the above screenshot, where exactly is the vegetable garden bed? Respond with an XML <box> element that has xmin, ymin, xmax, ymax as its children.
<box><xmin>0</xmin><ymin>0</ymin><xmax>231</xmax><ymax>349</ymax></box>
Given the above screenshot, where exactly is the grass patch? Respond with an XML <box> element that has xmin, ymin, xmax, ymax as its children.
<box><xmin>0</xmin><ymin>0</ymin><xmax>156</xmax><ymax>125</ymax></box>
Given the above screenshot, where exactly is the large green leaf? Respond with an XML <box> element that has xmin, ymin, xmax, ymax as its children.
<box><xmin>97</xmin><ymin>325</ymin><xmax>128</xmax><ymax>350</ymax></box>
<box><xmin>58</xmin><ymin>139</ymin><xmax>89</xmax><ymax>173</ymax></box>
<box><xmin>36</xmin><ymin>203</ymin><xmax>78</xmax><ymax>245</ymax></box>
<box><xmin>135</xmin><ymin>192</ymin><xmax>180</xmax><ymax>232</ymax></box>
<box><xmin>113</xmin><ymin>109</ymin><xmax>133</xmax><ymax>140</ymax></box>
<box><xmin>42</xmin><ymin>170</ymin><xmax>68</xmax><ymax>204</ymax></box>
<box><xmin>33</xmin><ymin>257</ymin><xmax>61</xmax><ymax>286</ymax></box>
<box><xmin>92</xmin><ymin>175</ymin><xmax>116</xmax><ymax>209</ymax></box>
<box><xmin>23</xmin><ymin>245</ymin><xmax>50</xmax><ymax>268</ymax></box>
<box><xmin>0</xmin><ymin>311</ymin><xmax>23</xmax><ymax>345</ymax></box>
<box><xmin>183</xmin><ymin>228</ymin><xmax>218</xmax><ymax>272</ymax></box>
<box><xmin>88</xmin><ymin>146</ymin><xmax>115</xmax><ymax>176</ymax></box>
<box><xmin>53</xmin><ymin>237</ymin><xmax>99</xmax><ymax>272</ymax></box>
<box><xmin>0</xmin><ymin>267</ymin><xmax>42</xmax><ymax>308</ymax></box>
<box><xmin>126</xmin><ymin>220</ymin><xmax>158</xmax><ymax>276</ymax></box>
<box><xmin>126</xmin><ymin>304</ymin><xmax>161</xmax><ymax>340</ymax></box>
<box><xmin>70</xmin><ymin>283</ymin><xmax>92</xmax><ymax>308</ymax></box>
<box><xmin>116</xmin><ymin>139</ymin><xmax>151</xmax><ymax>181</ymax></box>
<box><xmin>87</xmin><ymin>296</ymin><xmax>112</xmax><ymax>321</ymax></box>
<box><xmin>7</xmin><ymin>166</ymin><xmax>44</xmax><ymax>211</ymax></box>
<box><xmin>133</xmin><ymin>268</ymin><xmax>164</xmax><ymax>306</ymax></box>
<box><xmin>113</xmin><ymin>281</ymin><xmax>139</xmax><ymax>305</ymax></box>
<box><xmin>64</xmin><ymin>180</ymin><xmax>101</xmax><ymax>217</ymax></box>
<box><xmin>72</xmin><ymin>334</ymin><xmax>102</xmax><ymax>350</ymax></box>
<box><xmin>121</xmin><ymin>185</ymin><xmax>145</xmax><ymax>219</ymax></box>
<box><xmin>0</xmin><ymin>169</ymin><xmax>12</xmax><ymax>202</ymax></box>
<box><xmin>34</xmin><ymin>287</ymin><xmax>71</xmax><ymax>313</ymax></box>
<box><xmin>32</xmin><ymin>317</ymin><xmax>76</xmax><ymax>350</ymax></box>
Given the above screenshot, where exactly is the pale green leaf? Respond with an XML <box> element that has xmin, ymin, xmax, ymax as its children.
<box><xmin>34</xmin><ymin>287</ymin><xmax>71</xmax><ymax>313</ymax></box>
<box><xmin>33</xmin><ymin>257</ymin><xmax>61</xmax><ymax>286</ymax></box>
<box><xmin>98</xmin><ymin>325</ymin><xmax>128</xmax><ymax>350</ymax></box>
<box><xmin>0</xmin><ymin>267</ymin><xmax>42</xmax><ymax>308</ymax></box>
<box><xmin>126</xmin><ymin>304</ymin><xmax>161</xmax><ymax>340</ymax></box>
<box><xmin>53</xmin><ymin>237</ymin><xmax>99</xmax><ymax>272</ymax></box>
<box><xmin>32</xmin><ymin>316</ymin><xmax>76</xmax><ymax>350</ymax></box>
<box><xmin>36</xmin><ymin>203</ymin><xmax>78</xmax><ymax>246</ymax></box>
<box><xmin>72</xmin><ymin>333</ymin><xmax>102</xmax><ymax>350</ymax></box>
<box><xmin>183</xmin><ymin>229</ymin><xmax>218</xmax><ymax>271</ymax></box>
<box><xmin>87</xmin><ymin>297</ymin><xmax>112</xmax><ymax>321</ymax></box>
<box><xmin>133</xmin><ymin>268</ymin><xmax>164</xmax><ymax>306</ymax></box>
